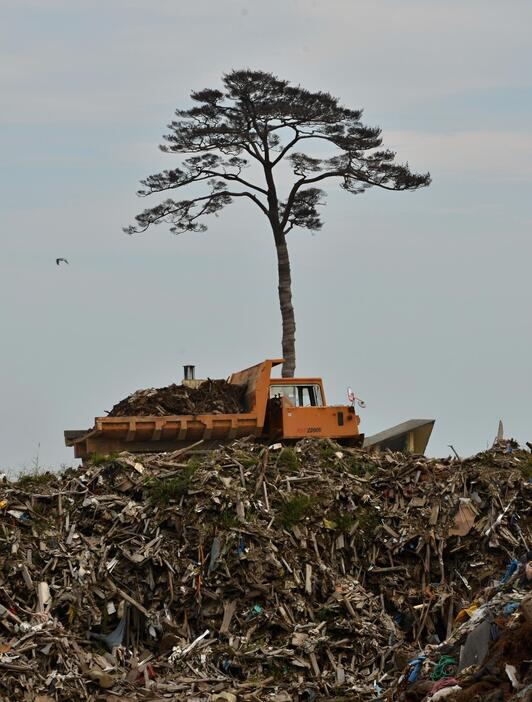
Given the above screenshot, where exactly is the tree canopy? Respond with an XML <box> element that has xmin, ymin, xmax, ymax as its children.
<box><xmin>126</xmin><ymin>70</ymin><xmax>431</xmax><ymax>375</ymax></box>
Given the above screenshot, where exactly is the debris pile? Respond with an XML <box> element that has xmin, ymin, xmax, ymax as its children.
<box><xmin>0</xmin><ymin>439</ymin><xmax>530</xmax><ymax>700</ymax></box>
<box><xmin>386</xmin><ymin>583</ymin><xmax>532</xmax><ymax>701</ymax></box>
<box><xmin>108</xmin><ymin>378</ymin><xmax>247</xmax><ymax>417</ymax></box>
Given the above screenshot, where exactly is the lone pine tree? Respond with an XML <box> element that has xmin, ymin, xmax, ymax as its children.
<box><xmin>125</xmin><ymin>70</ymin><xmax>430</xmax><ymax>376</ymax></box>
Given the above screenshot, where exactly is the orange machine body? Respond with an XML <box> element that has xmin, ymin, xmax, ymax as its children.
<box><xmin>65</xmin><ymin>359</ymin><xmax>362</xmax><ymax>459</ymax></box>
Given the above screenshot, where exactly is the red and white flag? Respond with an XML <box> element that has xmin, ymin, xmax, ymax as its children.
<box><xmin>348</xmin><ymin>387</ymin><xmax>366</xmax><ymax>408</ymax></box>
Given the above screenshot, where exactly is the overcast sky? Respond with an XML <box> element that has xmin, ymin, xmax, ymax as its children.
<box><xmin>1</xmin><ymin>0</ymin><xmax>531</xmax><ymax>471</ymax></box>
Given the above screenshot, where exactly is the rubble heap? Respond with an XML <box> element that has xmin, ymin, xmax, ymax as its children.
<box><xmin>108</xmin><ymin>379</ymin><xmax>247</xmax><ymax>417</ymax></box>
<box><xmin>385</xmin><ymin>577</ymin><xmax>532</xmax><ymax>701</ymax></box>
<box><xmin>0</xmin><ymin>439</ymin><xmax>530</xmax><ymax>700</ymax></box>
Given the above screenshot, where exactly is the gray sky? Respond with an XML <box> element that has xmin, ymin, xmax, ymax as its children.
<box><xmin>1</xmin><ymin>0</ymin><xmax>531</xmax><ymax>471</ymax></box>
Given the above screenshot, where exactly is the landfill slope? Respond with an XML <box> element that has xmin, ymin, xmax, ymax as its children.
<box><xmin>108</xmin><ymin>378</ymin><xmax>248</xmax><ymax>416</ymax></box>
<box><xmin>0</xmin><ymin>439</ymin><xmax>530</xmax><ymax>700</ymax></box>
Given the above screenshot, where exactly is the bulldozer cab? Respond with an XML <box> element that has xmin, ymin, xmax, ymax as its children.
<box><xmin>264</xmin><ymin>376</ymin><xmax>361</xmax><ymax>444</ymax></box>
<box><xmin>269</xmin><ymin>383</ymin><xmax>324</xmax><ymax>408</ymax></box>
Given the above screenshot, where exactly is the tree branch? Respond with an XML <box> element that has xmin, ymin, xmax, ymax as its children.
<box><xmin>227</xmin><ymin>190</ymin><xmax>270</xmax><ymax>216</ymax></box>
<box><xmin>138</xmin><ymin>173</ymin><xmax>212</xmax><ymax>197</ymax></box>
<box><xmin>128</xmin><ymin>188</ymin><xmax>270</xmax><ymax>235</ymax></box>
<box><xmin>280</xmin><ymin>171</ymin><xmax>341</xmax><ymax>230</ymax></box>
<box><xmin>204</xmin><ymin>170</ymin><xmax>267</xmax><ymax>194</ymax></box>
<box><xmin>271</xmin><ymin>126</ymin><xmax>301</xmax><ymax>167</ymax></box>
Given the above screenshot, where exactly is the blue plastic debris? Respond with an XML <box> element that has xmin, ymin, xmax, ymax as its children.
<box><xmin>236</xmin><ymin>538</ymin><xmax>246</xmax><ymax>556</ymax></box>
<box><xmin>407</xmin><ymin>655</ymin><xmax>426</xmax><ymax>683</ymax></box>
<box><xmin>7</xmin><ymin>510</ymin><xmax>31</xmax><ymax>524</ymax></box>
<box><xmin>503</xmin><ymin>602</ymin><xmax>520</xmax><ymax>617</ymax></box>
<box><xmin>500</xmin><ymin>559</ymin><xmax>519</xmax><ymax>584</ymax></box>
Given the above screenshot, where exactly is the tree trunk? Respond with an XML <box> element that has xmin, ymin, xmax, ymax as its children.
<box><xmin>274</xmin><ymin>233</ymin><xmax>296</xmax><ymax>377</ymax></box>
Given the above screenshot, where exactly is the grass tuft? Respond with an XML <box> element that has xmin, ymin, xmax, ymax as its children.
<box><xmin>348</xmin><ymin>456</ymin><xmax>377</xmax><ymax>477</ymax></box>
<box><xmin>236</xmin><ymin>455</ymin><xmax>258</xmax><ymax>469</ymax></box>
<box><xmin>279</xmin><ymin>494</ymin><xmax>315</xmax><ymax>529</ymax></box>
<box><xmin>278</xmin><ymin>448</ymin><xmax>298</xmax><ymax>471</ymax></box>
<box><xmin>146</xmin><ymin>460</ymin><xmax>198</xmax><ymax>504</ymax></box>
<box><xmin>332</xmin><ymin>511</ymin><xmax>356</xmax><ymax>533</ymax></box>
<box><xmin>515</xmin><ymin>455</ymin><xmax>532</xmax><ymax>480</ymax></box>
<box><xmin>219</xmin><ymin>509</ymin><xmax>239</xmax><ymax>529</ymax></box>
<box><xmin>354</xmin><ymin>505</ymin><xmax>380</xmax><ymax>539</ymax></box>
<box><xmin>17</xmin><ymin>471</ymin><xmax>54</xmax><ymax>487</ymax></box>
<box><xmin>90</xmin><ymin>452</ymin><xmax>119</xmax><ymax>466</ymax></box>
<box><xmin>319</xmin><ymin>444</ymin><xmax>338</xmax><ymax>461</ymax></box>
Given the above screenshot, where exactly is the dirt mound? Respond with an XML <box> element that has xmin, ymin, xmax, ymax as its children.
<box><xmin>108</xmin><ymin>378</ymin><xmax>248</xmax><ymax>416</ymax></box>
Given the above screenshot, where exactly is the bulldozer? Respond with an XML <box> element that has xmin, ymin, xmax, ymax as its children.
<box><xmin>65</xmin><ymin>359</ymin><xmax>434</xmax><ymax>460</ymax></box>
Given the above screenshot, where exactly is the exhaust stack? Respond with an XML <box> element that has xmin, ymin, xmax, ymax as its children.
<box><xmin>183</xmin><ymin>365</ymin><xmax>195</xmax><ymax>381</ymax></box>
<box><xmin>182</xmin><ymin>364</ymin><xmax>204</xmax><ymax>389</ymax></box>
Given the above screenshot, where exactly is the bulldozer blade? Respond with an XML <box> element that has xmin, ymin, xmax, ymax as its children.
<box><xmin>363</xmin><ymin>419</ymin><xmax>435</xmax><ymax>455</ymax></box>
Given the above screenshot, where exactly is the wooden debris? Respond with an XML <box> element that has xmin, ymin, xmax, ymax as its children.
<box><xmin>0</xmin><ymin>438</ymin><xmax>529</xmax><ymax>700</ymax></box>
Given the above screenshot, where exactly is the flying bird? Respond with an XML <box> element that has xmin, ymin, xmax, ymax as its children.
<box><xmin>56</xmin><ymin>258</ymin><xmax>69</xmax><ymax>265</ymax></box>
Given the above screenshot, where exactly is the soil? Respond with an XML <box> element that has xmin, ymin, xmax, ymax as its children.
<box><xmin>108</xmin><ymin>378</ymin><xmax>248</xmax><ymax>416</ymax></box>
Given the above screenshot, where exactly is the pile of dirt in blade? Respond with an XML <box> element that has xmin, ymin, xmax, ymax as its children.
<box><xmin>108</xmin><ymin>377</ymin><xmax>248</xmax><ymax>416</ymax></box>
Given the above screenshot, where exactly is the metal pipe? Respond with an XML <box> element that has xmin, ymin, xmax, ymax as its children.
<box><xmin>183</xmin><ymin>365</ymin><xmax>195</xmax><ymax>381</ymax></box>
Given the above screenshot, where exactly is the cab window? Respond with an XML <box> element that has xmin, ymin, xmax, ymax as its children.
<box><xmin>269</xmin><ymin>384</ymin><xmax>323</xmax><ymax>407</ymax></box>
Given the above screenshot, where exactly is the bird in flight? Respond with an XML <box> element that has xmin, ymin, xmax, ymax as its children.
<box><xmin>56</xmin><ymin>258</ymin><xmax>69</xmax><ymax>265</ymax></box>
